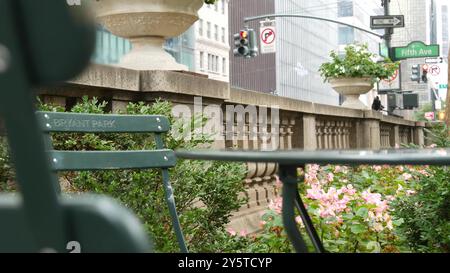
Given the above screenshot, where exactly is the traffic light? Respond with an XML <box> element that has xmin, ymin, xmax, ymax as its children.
<box><xmin>233</xmin><ymin>30</ymin><xmax>249</xmax><ymax>57</ymax></box>
<box><xmin>411</xmin><ymin>64</ymin><xmax>421</xmax><ymax>83</ymax></box>
<box><xmin>233</xmin><ymin>28</ymin><xmax>258</xmax><ymax>58</ymax></box>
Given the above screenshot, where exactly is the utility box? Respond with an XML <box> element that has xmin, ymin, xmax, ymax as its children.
<box><xmin>387</xmin><ymin>94</ymin><xmax>398</xmax><ymax>112</ymax></box>
<box><xmin>403</xmin><ymin>93</ymin><xmax>419</xmax><ymax>109</ymax></box>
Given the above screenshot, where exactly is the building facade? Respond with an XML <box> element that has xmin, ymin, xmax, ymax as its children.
<box><xmin>229</xmin><ymin>0</ymin><xmax>385</xmax><ymax>107</ymax></box>
<box><xmin>229</xmin><ymin>0</ymin><xmax>277</xmax><ymax>93</ymax></box>
<box><xmin>229</xmin><ymin>0</ymin><xmax>340</xmax><ymax>105</ymax></box>
<box><xmin>274</xmin><ymin>0</ymin><xmax>340</xmax><ymax>105</ymax></box>
<box><xmin>194</xmin><ymin>0</ymin><xmax>230</xmax><ymax>82</ymax></box>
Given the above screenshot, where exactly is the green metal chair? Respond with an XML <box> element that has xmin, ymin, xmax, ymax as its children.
<box><xmin>36</xmin><ymin>111</ymin><xmax>188</xmax><ymax>253</ymax></box>
<box><xmin>0</xmin><ymin>0</ymin><xmax>153</xmax><ymax>252</ymax></box>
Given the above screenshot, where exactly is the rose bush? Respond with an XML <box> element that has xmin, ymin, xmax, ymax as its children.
<box><xmin>232</xmin><ymin>163</ymin><xmax>441</xmax><ymax>253</ymax></box>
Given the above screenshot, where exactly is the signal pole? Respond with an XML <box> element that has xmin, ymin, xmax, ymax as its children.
<box><xmin>382</xmin><ymin>0</ymin><xmax>393</xmax><ymax>57</ymax></box>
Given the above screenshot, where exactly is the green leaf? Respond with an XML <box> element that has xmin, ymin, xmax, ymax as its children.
<box><xmin>350</xmin><ymin>224</ymin><xmax>366</xmax><ymax>234</ymax></box>
<box><xmin>356</xmin><ymin>207</ymin><xmax>369</xmax><ymax>218</ymax></box>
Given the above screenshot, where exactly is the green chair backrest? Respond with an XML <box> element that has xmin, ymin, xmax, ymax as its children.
<box><xmin>0</xmin><ymin>0</ymin><xmax>152</xmax><ymax>252</ymax></box>
<box><xmin>37</xmin><ymin>111</ymin><xmax>188</xmax><ymax>253</ymax></box>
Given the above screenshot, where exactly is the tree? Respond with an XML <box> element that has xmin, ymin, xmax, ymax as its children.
<box><xmin>446</xmin><ymin>48</ymin><xmax>450</xmax><ymax>131</ymax></box>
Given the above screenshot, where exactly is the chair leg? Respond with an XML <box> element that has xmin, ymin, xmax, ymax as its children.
<box><xmin>279</xmin><ymin>165</ymin><xmax>309</xmax><ymax>253</ymax></box>
<box><xmin>295</xmin><ymin>190</ymin><xmax>326</xmax><ymax>253</ymax></box>
<box><xmin>161</xmin><ymin>169</ymin><xmax>188</xmax><ymax>253</ymax></box>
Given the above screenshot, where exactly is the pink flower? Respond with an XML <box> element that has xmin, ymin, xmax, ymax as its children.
<box><xmin>306</xmin><ymin>186</ymin><xmax>322</xmax><ymax>200</ymax></box>
<box><xmin>395</xmin><ymin>143</ymin><xmax>400</xmax><ymax>149</ymax></box>
<box><xmin>385</xmin><ymin>195</ymin><xmax>395</xmax><ymax>202</ymax></box>
<box><xmin>386</xmin><ymin>220</ymin><xmax>394</xmax><ymax>230</ymax></box>
<box><xmin>274</xmin><ymin>175</ymin><xmax>283</xmax><ymax>189</ymax></box>
<box><xmin>295</xmin><ymin>216</ymin><xmax>305</xmax><ymax>228</ymax></box>
<box><xmin>341</xmin><ymin>184</ymin><xmax>356</xmax><ymax>195</ymax></box>
<box><xmin>260</xmin><ymin>221</ymin><xmax>267</xmax><ymax>228</ymax></box>
<box><xmin>372</xmin><ymin>165</ymin><xmax>382</xmax><ymax>172</ymax></box>
<box><xmin>397</xmin><ymin>166</ymin><xmax>404</xmax><ymax>172</ymax></box>
<box><xmin>406</xmin><ymin>190</ymin><xmax>416</xmax><ymax>196</ymax></box>
<box><xmin>429</xmin><ymin>144</ymin><xmax>438</xmax><ymax>148</ymax></box>
<box><xmin>402</xmin><ymin>173</ymin><xmax>413</xmax><ymax>181</ymax></box>
<box><xmin>334</xmin><ymin>166</ymin><xmax>342</xmax><ymax>173</ymax></box>
<box><xmin>362</xmin><ymin>190</ymin><xmax>382</xmax><ymax>205</ymax></box>
<box><xmin>373</xmin><ymin>223</ymin><xmax>384</xmax><ymax>232</ymax></box>
<box><xmin>327</xmin><ymin>173</ymin><xmax>334</xmax><ymax>182</ymax></box>
<box><xmin>418</xmin><ymin>169</ymin><xmax>429</xmax><ymax>176</ymax></box>
<box><xmin>239</xmin><ymin>230</ymin><xmax>248</xmax><ymax>237</ymax></box>
<box><xmin>227</xmin><ymin>228</ymin><xmax>236</xmax><ymax>236</ymax></box>
<box><xmin>268</xmin><ymin>197</ymin><xmax>283</xmax><ymax>214</ymax></box>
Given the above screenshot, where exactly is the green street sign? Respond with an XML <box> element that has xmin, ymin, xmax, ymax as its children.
<box><xmin>393</xmin><ymin>41</ymin><xmax>440</xmax><ymax>61</ymax></box>
<box><xmin>439</xmin><ymin>84</ymin><xmax>448</xmax><ymax>89</ymax></box>
<box><xmin>379</xmin><ymin>42</ymin><xmax>389</xmax><ymax>59</ymax></box>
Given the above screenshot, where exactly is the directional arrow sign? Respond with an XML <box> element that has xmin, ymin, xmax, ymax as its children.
<box><xmin>370</xmin><ymin>15</ymin><xmax>405</xmax><ymax>29</ymax></box>
<box><xmin>425</xmin><ymin>57</ymin><xmax>444</xmax><ymax>64</ymax></box>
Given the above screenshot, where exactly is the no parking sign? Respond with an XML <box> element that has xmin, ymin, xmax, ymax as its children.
<box><xmin>260</xmin><ymin>20</ymin><xmax>276</xmax><ymax>54</ymax></box>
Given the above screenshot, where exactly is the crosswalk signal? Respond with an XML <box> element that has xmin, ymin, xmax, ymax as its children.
<box><xmin>233</xmin><ymin>28</ymin><xmax>258</xmax><ymax>58</ymax></box>
<box><xmin>421</xmin><ymin>65</ymin><xmax>428</xmax><ymax>83</ymax></box>
<box><xmin>411</xmin><ymin>64</ymin><xmax>420</xmax><ymax>83</ymax></box>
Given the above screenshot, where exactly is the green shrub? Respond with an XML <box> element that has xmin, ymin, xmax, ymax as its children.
<box><xmin>391</xmin><ymin>124</ymin><xmax>450</xmax><ymax>253</ymax></box>
<box><xmin>1</xmin><ymin>96</ymin><xmax>248</xmax><ymax>253</ymax></box>
<box><xmin>391</xmin><ymin>167</ymin><xmax>450</xmax><ymax>252</ymax></box>
<box><xmin>319</xmin><ymin>44</ymin><xmax>399</xmax><ymax>83</ymax></box>
<box><xmin>0</xmin><ymin>138</ymin><xmax>15</xmax><ymax>191</ymax></box>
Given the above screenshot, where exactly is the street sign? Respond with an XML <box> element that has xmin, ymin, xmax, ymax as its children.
<box><xmin>377</xmin><ymin>66</ymin><xmax>401</xmax><ymax>94</ymax></box>
<box><xmin>435</xmin><ymin>100</ymin><xmax>442</xmax><ymax>111</ymax></box>
<box><xmin>429</xmin><ymin>65</ymin><xmax>441</xmax><ymax>76</ymax></box>
<box><xmin>425</xmin><ymin>57</ymin><xmax>444</xmax><ymax>64</ymax></box>
<box><xmin>260</xmin><ymin>20</ymin><xmax>276</xmax><ymax>54</ymax></box>
<box><xmin>393</xmin><ymin>41</ymin><xmax>440</xmax><ymax>61</ymax></box>
<box><xmin>370</xmin><ymin>15</ymin><xmax>405</xmax><ymax>29</ymax></box>
<box><xmin>379</xmin><ymin>42</ymin><xmax>389</xmax><ymax>59</ymax></box>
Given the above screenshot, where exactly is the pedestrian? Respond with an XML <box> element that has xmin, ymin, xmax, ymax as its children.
<box><xmin>372</xmin><ymin>96</ymin><xmax>384</xmax><ymax>111</ymax></box>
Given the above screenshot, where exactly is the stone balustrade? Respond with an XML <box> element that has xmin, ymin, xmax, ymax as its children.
<box><xmin>36</xmin><ymin>64</ymin><xmax>428</xmax><ymax>234</ymax></box>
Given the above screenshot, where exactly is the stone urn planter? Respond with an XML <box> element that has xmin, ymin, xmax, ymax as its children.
<box><xmin>329</xmin><ymin>77</ymin><xmax>374</xmax><ymax>110</ymax></box>
<box><xmin>90</xmin><ymin>0</ymin><xmax>204</xmax><ymax>71</ymax></box>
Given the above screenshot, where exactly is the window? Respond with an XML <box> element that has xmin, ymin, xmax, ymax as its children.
<box><xmin>221</xmin><ymin>27</ymin><xmax>225</xmax><ymax>43</ymax></box>
<box><xmin>198</xmin><ymin>19</ymin><xmax>203</xmax><ymax>36</ymax></box>
<box><xmin>338</xmin><ymin>27</ymin><xmax>354</xmax><ymax>45</ymax></box>
<box><xmin>200</xmin><ymin>51</ymin><xmax>204</xmax><ymax>70</ymax></box>
<box><xmin>208</xmin><ymin>54</ymin><xmax>212</xmax><ymax>71</ymax></box>
<box><xmin>215</xmin><ymin>56</ymin><xmax>219</xmax><ymax>72</ymax></box>
<box><xmin>221</xmin><ymin>0</ymin><xmax>225</xmax><ymax>14</ymax></box>
<box><xmin>207</xmin><ymin>22</ymin><xmax>211</xmax><ymax>39</ymax></box>
<box><xmin>222</xmin><ymin>57</ymin><xmax>226</xmax><ymax>74</ymax></box>
<box><xmin>214</xmin><ymin>2</ymin><xmax>218</xmax><ymax>12</ymax></box>
<box><xmin>338</xmin><ymin>0</ymin><xmax>353</xmax><ymax>17</ymax></box>
<box><xmin>442</xmin><ymin>6</ymin><xmax>448</xmax><ymax>41</ymax></box>
<box><xmin>214</xmin><ymin>25</ymin><xmax>219</xmax><ymax>41</ymax></box>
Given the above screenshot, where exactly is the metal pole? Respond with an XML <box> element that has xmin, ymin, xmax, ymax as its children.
<box><xmin>244</xmin><ymin>14</ymin><xmax>384</xmax><ymax>39</ymax></box>
<box><xmin>382</xmin><ymin>0</ymin><xmax>393</xmax><ymax>56</ymax></box>
<box><xmin>431</xmin><ymin>88</ymin><xmax>437</xmax><ymax>121</ymax></box>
